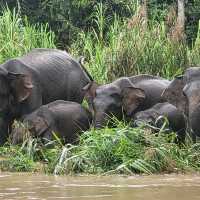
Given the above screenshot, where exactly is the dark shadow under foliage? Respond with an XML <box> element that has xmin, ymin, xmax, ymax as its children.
<box><xmin>0</xmin><ymin>0</ymin><xmax>136</xmax><ymax>49</ymax></box>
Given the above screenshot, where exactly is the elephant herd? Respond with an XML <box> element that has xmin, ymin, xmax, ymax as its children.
<box><xmin>0</xmin><ymin>48</ymin><xmax>199</xmax><ymax>145</ymax></box>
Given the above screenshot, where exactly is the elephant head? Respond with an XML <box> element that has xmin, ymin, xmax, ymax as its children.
<box><xmin>0</xmin><ymin>64</ymin><xmax>33</xmax><ymax>144</ymax></box>
<box><xmin>133</xmin><ymin>110</ymin><xmax>158</xmax><ymax>127</ymax></box>
<box><xmin>83</xmin><ymin>78</ymin><xmax>146</xmax><ymax>128</ymax></box>
<box><xmin>162</xmin><ymin>67</ymin><xmax>200</xmax><ymax>138</ymax></box>
<box><xmin>0</xmin><ymin>64</ymin><xmax>33</xmax><ymax>113</ymax></box>
<box><xmin>161</xmin><ymin>75</ymin><xmax>187</xmax><ymax>113</ymax></box>
<box><xmin>23</xmin><ymin>106</ymin><xmax>54</xmax><ymax>141</ymax></box>
<box><xmin>10</xmin><ymin>107</ymin><xmax>54</xmax><ymax>144</ymax></box>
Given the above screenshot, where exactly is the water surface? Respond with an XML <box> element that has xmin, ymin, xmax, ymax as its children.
<box><xmin>0</xmin><ymin>173</ymin><xmax>200</xmax><ymax>199</ymax></box>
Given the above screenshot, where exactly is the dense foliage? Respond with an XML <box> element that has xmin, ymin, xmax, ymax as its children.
<box><xmin>0</xmin><ymin>0</ymin><xmax>199</xmax><ymax>48</ymax></box>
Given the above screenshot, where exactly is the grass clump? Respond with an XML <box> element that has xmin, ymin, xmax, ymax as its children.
<box><xmin>2</xmin><ymin>123</ymin><xmax>200</xmax><ymax>175</ymax></box>
<box><xmin>0</xmin><ymin>144</ymin><xmax>35</xmax><ymax>172</ymax></box>
<box><xmin>0</xmin><ymin>138</ymin><xmax>61</xmax><ymax>173</ymax></box>
<box><xmin>51</xmin><ymin>125</ymin><xmax>200</xmax><ymax>175</ymax></box>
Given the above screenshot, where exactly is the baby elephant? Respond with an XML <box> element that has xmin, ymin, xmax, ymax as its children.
<box><xmin>11</xmin><ymin>100</ymin><xmax>92</xmax><ymax>144</ymax></box>
<box><xmin>133</xmin><ymin>102</ymin><xmax>186</xmax><ymax>143</ymax></box>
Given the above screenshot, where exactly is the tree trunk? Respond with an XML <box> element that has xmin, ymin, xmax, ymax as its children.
<box><xmin>177</xmin><ymin>0</ymin><xmax>185</xmax><ymax>31</ymax></box>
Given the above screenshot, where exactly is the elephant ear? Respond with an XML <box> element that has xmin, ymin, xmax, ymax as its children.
<box><xmin>184</xmin><ymin>67</ymin><xmax>200</xmax><ymax>82</ymax></box>
<box><xmin>122</xmin><ymin>87</ymin><xmax>146</xmax><ymax>116</ymax></box>
<box><xmin>82</xmin><ymin>81</ymin><xmax>99</xmax><ymax>109</ymax></box>
<box><xmin>8</xmin><ymin>72</ymin><xmax>33</xmax><ymax>102</ymax></box>
<box><xmin>33</xmin><ymin>107</ymin><xmax>53</xmax><ymax>137</ymax></box>
<box><xmin>33</xmin><ymin>116</ymin><xmax>50</xmax><ymax>136</ymax></box>
<box><xmin>161</xmin><ymin>76</ymin><xmax>187</xmax><ymax>113</ymax></box>
<box><xmin>117</xmin><ymin>77</ymin><xmax>146</xmax><ymax>116</ymax></box>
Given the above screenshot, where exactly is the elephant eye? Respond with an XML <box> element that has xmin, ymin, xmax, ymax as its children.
<box><xmin>0</xmin><ymin>93</ymin><xmax>7</xmax><ymax>98</ymax></box>
<box><xmin>109</xmin><ymin>92</ymin><xmax>119</xmax><ymax>98</ymax></box>
<box><xmin>108</xmin><ymin>102</ymin><xmax>120</xmax><ymax>111</ymax></box>
<box><xmin>28</xmin><ymin>126</ymin><xmax>35</xmax><ymax>132</ymax></box>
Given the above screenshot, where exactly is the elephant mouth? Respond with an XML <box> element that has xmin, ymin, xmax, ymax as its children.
<box><xmin>94</xmin><ymin>115</ymin><xmax>110</xmax><ymax>128</ymax></box>
<box><xmin>94</xmin><ymin>112</ymin><xmax>120</xmax><ymax>128</ymax></box>
<box><xmin>29</xmin><ymin>126</ymin><xmax>50</xmax><ymax>138</ymax></box>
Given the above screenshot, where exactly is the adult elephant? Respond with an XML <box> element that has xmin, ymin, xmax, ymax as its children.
<box><xmin>0</xmin><ymin>48</ymin><xmax>92</xmax><ymax>144</ymax></box>
<box><xmin>162</xmin><ymin>67</ymin><xmax>200</xmax><ymax>141</ymax></box>
<box><xmin>83</xmin><ymin>75</ymin><xmax>170</xmax><ymax>128</ymax></box>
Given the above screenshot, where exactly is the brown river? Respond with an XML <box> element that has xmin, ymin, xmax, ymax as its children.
<box><xmin>0</xmin><ymin>173</ymin><xmax>200</xmax><ymax>200</ymax></box>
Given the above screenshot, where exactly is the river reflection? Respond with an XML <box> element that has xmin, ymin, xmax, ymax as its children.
<box><xmin>0</xmin><ymin>173</ymin><xmax>200</xmax><ymax>199</ymax></box>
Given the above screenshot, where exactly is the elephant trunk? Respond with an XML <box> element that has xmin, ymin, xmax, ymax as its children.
<box><xmin>189</xmin><ymin>105</ymin><xmax>200</xmax><ymax>138</ymax></box>
<box><xmin>94</xmin><ymin>112</ymin><xmax>109</xmax><ymax>129</ymax></box>
<box><xmin>10</xmin><ymin>121</ymin><xmax>31</xmax><ymax>144</ymax></box>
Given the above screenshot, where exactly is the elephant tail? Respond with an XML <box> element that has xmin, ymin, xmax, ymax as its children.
<box><xmin>78</xmin><ymin>56</ymin><xmax>93</xmax><ymax>82</ymax></box>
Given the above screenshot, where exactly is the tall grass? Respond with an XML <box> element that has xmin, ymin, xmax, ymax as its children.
<box><xmin>0</xmin><ymin>7</ymin><xmax>55</xmax><ymax>63</ymax></box>
<box><xmin>71</xmin><ymin>4</ymin><xmax>200</xmax><ymax>83</ymax></box>
<box><xmin>107</xmin><ymin>23</ymin><xmax>187</xmax><ymax>80</ymax></box>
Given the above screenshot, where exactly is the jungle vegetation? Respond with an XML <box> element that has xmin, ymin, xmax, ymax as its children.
<box><xmin>0</xmin><ymin>0</ymin><xmax>200</xmax><ymax>174</ymax></box>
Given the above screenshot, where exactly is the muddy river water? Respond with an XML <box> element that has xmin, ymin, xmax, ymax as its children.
<box><xmin>1</xmin><ymin>173</ymin><xmax>200</xmax><ymax>200</ymax></box>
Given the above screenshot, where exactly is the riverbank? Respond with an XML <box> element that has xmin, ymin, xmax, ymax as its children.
<box><xmin>1</xmin><ymin>124</ymin><xmax>200</xmax><ymax>175</ymax></box>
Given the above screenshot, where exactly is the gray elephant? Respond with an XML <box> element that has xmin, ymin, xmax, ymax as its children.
<box><xmin>83</xmin><ymin>75</ymin><xmax>170</xmax><ymax>128</ymax></box>
<box><xmin>0</xmin><ymin>48</ymin><xmax>92</xmax><ymax>144</ymax></box>
<box><xmin>10</xmin><ymin>100</ymin><xmax>92</xmax><ymax>144</ymax></box>
<box><xmin>133</xmin><ymin>102</ymin><xmax>186</xmax><ymax>143</ymax></box>
<box><xmin>162</xmin><ymin>67</ymin><xmax>200</xmax><ymax>142</ymax></box>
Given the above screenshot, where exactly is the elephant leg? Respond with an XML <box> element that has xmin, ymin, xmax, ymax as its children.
<box><xmin>175</xmin><ymin>129</ymin><xmax>186</xmax><ymax>145</ymax></box>
<box><xmin>187</xmin><ymin>120</ymin><xmax>196</xmax><ymax>143</ymax></box>
<box><xmin>0</xmin><ymin>118</ymin><xmax>10</xmax><ymax>145</ymax></box>
<box><xmin>190</xmin><ymin>131</ymin><xmax>196</xmax><ymax>143</ymax></box>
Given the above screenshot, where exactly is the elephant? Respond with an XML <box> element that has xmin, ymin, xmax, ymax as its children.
<box><xmin>162</xmin><ymin>67</ymin><xmax>200</xmax><ymax>142</ymax></box>
<box><xmin>0</xmin><ymin>48</ymin><xmax>92</xmax><ymax>144</ymax></box>
<box><xmin>133</xmin><ymin>102</ymin><xmax>186</xmax><ymax>143</ymax></box>
<box><xmin>83</xmin><ymin>75</ymin><xmax>170</xmax><ymax>128</ymax></box>
<box><xmin>10</xmin><ymin>100</ymin><xmax>92</xmax><ymax>144</ymax></box>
